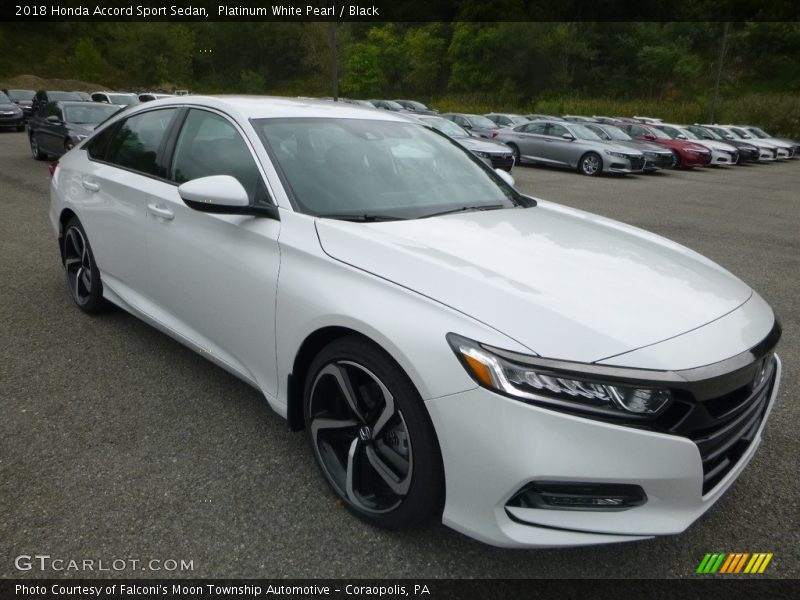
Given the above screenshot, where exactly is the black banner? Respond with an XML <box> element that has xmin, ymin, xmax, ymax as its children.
<box><xmin>3</xmin><ymin>0</ymin><xmax>800</xmax><ymax>22</ymax></box>
<box><xmin>1</xmin><ymin>579</ymin><xmax>796</xmax><ymax>600</ymax></box>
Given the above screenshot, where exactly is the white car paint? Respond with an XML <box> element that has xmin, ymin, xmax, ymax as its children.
<box><xmin>49</xmin><ymin>96</ymin><xmax>781</xmax><ymax>548</ymax></box>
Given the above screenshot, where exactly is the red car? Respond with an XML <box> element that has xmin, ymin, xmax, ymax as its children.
<box><xmin>616</xmin><ymin>122</ymin><xmax>712</xmax><ymax>168</ymax></box>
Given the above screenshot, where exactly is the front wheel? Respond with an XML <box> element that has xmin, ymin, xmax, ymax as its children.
<box><xmin>304</xmin><ymin>337</ymin><xmax>444</xmax><ymax>529</ymax></box>
<box><xmin>670</xmin><ymin>151</ymin><xmax>680</xmax><ymax>169</ymax></box>
<box><xmin>64</xmin><ymin>139</ymin><xmax>74</xmax><ymax>153</ymax></box>
<box><xmin>509</xmin><ymin>143</ymin><xmax>521</xmax><ymax>166</ymax></box>
<box><xmin>579</xmin><ymin>152</ymin><xmax>602</xmax><ymax>176</ymax></box>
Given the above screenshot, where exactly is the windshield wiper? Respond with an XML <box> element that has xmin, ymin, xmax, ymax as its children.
<box><xmin>419</xmin><ymin>204</ymin><xmax>505</xmax><ymax>219</ymax></box>
<box><xmin>318</xmin><ymin>213</ymin><xmax>403</xmax><ymax>222</ymax></box>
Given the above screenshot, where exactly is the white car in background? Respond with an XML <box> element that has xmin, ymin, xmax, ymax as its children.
<box><xmin>708</xmin><ymin>125</ymin><xmax>789</xmax><ymax>160</ymax></box>
<box><xmin>49</xmin><ymin>96</ymin><xmax>781</xmax><ymax>548</ymax></box>
<box><xmin>91</xmin><ymin>91</ymin><xmax>140</xmax><ymax>106</ymax></box>
<box><xmin>727</xmin><ymin>125</ymin><xmax>795</xmax><ymax>158</ymax></box>
<box><xmin>654</xmin><ymin>123</ymin><xmax>740</xmax><ymax>165</ymax></box>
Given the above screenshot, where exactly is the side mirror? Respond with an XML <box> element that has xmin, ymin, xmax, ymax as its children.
<box><xmin>495</xmin><ymin>168</ymin><xmax>515</xmax><ymax>187</ymax></box>
<box><xmin>676</xmin><ymin>134</ymin><xmax>687</xmax><ymax>140</ymax></box>
<box><xmin>643</xmin><ymin>134</ymin><xmax>656</xmax><ymax>141</ymax></box>
<box><xmin>561</xmin><ymin>133</ymin><xmax>575</xmax><ymax>140</ymax></box>
<box><xmin>178</xmin><ymin>175</ymin><xmax>279</xmax><ymax>219</ymax></box>
<box><xmin>462</xmin><ymin>123</ymin><xmax>472</xmax><ymax>129</ymax></box>
<box><xmin>46</xmin><ymin>115</ymin><xmax>61</xmax><ymax>124</ymax></box>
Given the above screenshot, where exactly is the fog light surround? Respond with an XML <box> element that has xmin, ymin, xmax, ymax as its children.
<box><xmin>509</xmin><ymin>481</ymin><xmax>648</xmax><ymax>512</ymax></box>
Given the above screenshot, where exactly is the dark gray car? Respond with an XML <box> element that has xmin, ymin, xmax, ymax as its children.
<box><xmin>415</xmin><ymin>115</ymin><xmax>515</xmax><ymax>171</ymax></box>
<box><xmin>496</xmin><ymin>119</ymin><xmax>645</xmax><ymax>176</ymax></box>
<box><xmin>440</xmin><ymin>113</ymin><xmax>499</xmax><ymax>139</ymax></box>
<box><xmin>585</xmin><ymin>123</ymin><xmax>674</xmax><ymax>171</ymax></box>
<box><xmin>0</xmin><ymin>90</ymin><xmax>25</xmax><ymax>130</ymax></box>
<box><xmin>28</xmin><ymin>101</ymin><xmax>120</xmax><ymax>159</ymax></box>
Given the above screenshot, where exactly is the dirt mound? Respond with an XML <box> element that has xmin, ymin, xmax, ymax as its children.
<box><xmin>0</xmin><ymin>74</ymin><xmax>109</xmax><ymax>92</ymax></box>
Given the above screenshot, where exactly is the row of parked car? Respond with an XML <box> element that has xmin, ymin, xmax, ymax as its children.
<box><xmin>342</xmin><ymin>98</ymin><xmax>799</xmax><ymax>176</ymax></box>
<box><xmin>0</xmin><ymin>88</ymin><xmax>183</xmax><ymax>160</ymax></box>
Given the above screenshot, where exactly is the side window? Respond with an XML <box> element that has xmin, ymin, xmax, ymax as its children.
<box><xmin>547</xmin><ymin>124</ymin><xmax>569</xmax><ymax>137</ymax></box>
<box><xmin>629</xmin><ymin>126</ymin><xmax>646</xmax><ymax>137</ymax></box>
<box><xmin>523</xmin><ymin>122</ymin><xmax>548</xmax><ymax>135</ymax></box>
<box><xmin>86</xmin><ymin>124</ymin><xmax>118</xmax><ymax>160</ymax></box>
<box><xmin>105</xmin><ymin>109</ymin><xmax>178</xmax><ymax>177</ymax></box>
<box><xmin>92</xmin><ymin>93</ymin><xmax>107</xmax><ymax>103</ymax></box>
<box><xmin>168</xmin><ymin>109</ymin><xmax>267</xmax><ymax>204</ymax></box>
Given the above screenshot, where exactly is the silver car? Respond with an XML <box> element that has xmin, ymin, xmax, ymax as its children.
<box><xmin>496</xmin><ymin>120</ymin><xmax>646</xmax><ymax>176</ymax></box>
<box><xmin>585</xmin><ymin>123</ymin><xmax>674</xmax><ymax>172</ymax></box>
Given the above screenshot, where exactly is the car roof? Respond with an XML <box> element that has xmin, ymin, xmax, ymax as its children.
<box><xmin>113</xmin><ymin>95</ymin><xmax>414</xmax><ymax>122</ymax></box>
<box><xmin>57</xmin><ymin>100</ymin><xmax>115</xmax><ymax>107</ymax></box>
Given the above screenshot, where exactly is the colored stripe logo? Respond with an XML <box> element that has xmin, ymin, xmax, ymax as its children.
<box><xmin>696</xmin><ymin>552</ymin><xmax>773</xmax><ymax>574</ymax></box>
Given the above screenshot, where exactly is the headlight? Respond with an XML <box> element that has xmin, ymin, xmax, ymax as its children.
<box><xmin>685</xmin><ymin>149</ymin><xmax>706</xmax><ymax>154</ymax></box>
<box><xmin>474</xmin><ymin>151</ymin><xmax>491</xmax><ymax>158</ymax></box>
<box><xmin>604</xmin><ymin>150</ymin><xmax>626</xmax><ymax>158</ymax></box>
<box><xmin>447</xmin><ymin>334</ymin><xmax>672</xmax><ymax>418</ymax></box>
<box><xmin>742</xmin><ymin>145</ymin><xmax>756</xmax><ymax>151</ymax></box>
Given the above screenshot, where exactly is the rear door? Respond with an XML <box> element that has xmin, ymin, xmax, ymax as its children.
<box><xmin>76</xmin><ymin>107</ymin><xmax>180</xmax><ymax>307</ymax></box>
<box><xmin>145</xmin><ymin>107</ymin><xmax>281</xmax><ymax>394</ymax></box>
<box><xmin>513</xmin><ymin>121</ymin><xmax>548</xmax><ymax>161</ymax></box>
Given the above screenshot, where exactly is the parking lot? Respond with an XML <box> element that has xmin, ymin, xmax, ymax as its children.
<box><xmin>1</xmin><ymin>128</ymin><xmax>798</xmax><ymax>579</ymax></box>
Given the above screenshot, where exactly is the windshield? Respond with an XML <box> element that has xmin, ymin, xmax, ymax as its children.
<box><xmin>7</xmin><ymin>90</ymin><xmax>34</xmax><ymax>101</ymax></box>
<box><xmin>0</xmin><ymin>92</ymin><xmax>11</xmax><ymax>103</ymax></box>
<box><xmin>401</xmin><ymin>100</ymin><xmax>427</xmax><ymax>111</ymax></box>
<box><xmin>508</xmin><ymin>115</ymin><xmax>529</xmax><ymax>125</ymax></box>
<box><xmin>730</xmin><ymin>127</ymin><xmax>751</xmax><ymax>139</ymax></box>
<box><xmin>108</xmin><ymin>94</ymin><xmax>139</xmax><ymax>106</ymax></box>
<box><xmin>749</xmin><ymin>127</ymin><xmax>769</xmax><ymax>138</ymax></box>
<box><xmin>64</xmin><ymin>104</ymin><xmax>119</xmax><ymax>125</ymax></box>
<box><xmin>676</xmin><ymin>127</ymin><xmax>699</xmax><ymax>140</ymax></box>
<box><xmin>597</xmin><ymin>125</ymin><xmax>631</xmax><ymax>141</ymax></box>
<box><xmin>466</xmin><ymin>115</ymin><xmax>497</xmax><ymax>129</ymax></box>
<box><xmin>570</xmin><ymin>124</ymin><xmax>603</xmax><ymax>141</ymax></box>
<box><xmin>420</xmin><ymin>116</ymin><xmax>469</xmax><ymax>139</ymax></box>
<box><xmin>695</xmin><ymin>126</ymin><xmax>721</xmax><ymax>140</ymax></box>
<box><xmin>256</xmin><ymin>118</ymin><xmax>519</xmax><ymax>219</ymax></box>
<box><xmin>648</xmin><ymin>127</ymin><xmax>672</xmax><ymax>140</ymax></box>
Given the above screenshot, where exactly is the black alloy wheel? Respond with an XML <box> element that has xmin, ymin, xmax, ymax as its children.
<box><xmin>304</xmin><ymin>337</ymin><xmax>444</xmax><ymax>529</ymax></box>
<box><xmin>63</xmin><ymin>218</ymin><xmax>106</xmax><ymax>313</ymax></box>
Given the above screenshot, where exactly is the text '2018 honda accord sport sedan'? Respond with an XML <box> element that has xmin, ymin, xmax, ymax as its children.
<box><xmin>50</xmin><ymin>96</ymin><xmax>782</xmax><ymax>548</ymax></box>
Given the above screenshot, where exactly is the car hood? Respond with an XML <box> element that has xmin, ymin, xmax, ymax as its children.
<box><xmin>691</xmin><ymin>139</ymin><xmax>738</xmax><ymax>153</ymax></box>
<box><xmin>652</xmin><ymin>138</ymin><xmax>708</xmax><ymax>152</ymax></box>
<box><xmin>458</xmin><ymin>137</ymin><xmax>511</xmax><ymax>153</ymax></box>
<box><xmin>0</xmin><ymin>103</ymin><xmax>19</xmax><ymax>111</ymax></box>
<box><xmin>609</xmin><ymin>140</ymin><xmax>669</xmax><ymax>154</ymax></box>
<box><xmin>600</xmin><ymin>141</ymin><xmax>644</xmax><ymax>155</ymax></box>
<box><xmin>315</xmin><ymin>202</ymin><xmax>752</xmax><ymax>363</ymax></box>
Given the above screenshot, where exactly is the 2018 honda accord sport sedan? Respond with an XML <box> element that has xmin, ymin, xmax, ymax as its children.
<box><xmin>49</xmin><ymin>96</ymin><xmax>782</xmax><ymax>548</ymax></box>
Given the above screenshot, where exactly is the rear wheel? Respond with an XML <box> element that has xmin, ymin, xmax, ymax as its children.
<box><xmin>579</xmin><ymin>152</ymin><xmax>602</xmax><ymax>176</ymax></box>
<box><xmin>304</xmin><ymin>337</ymin><xmax>444</xmax><ymax>529</ymax></box>
<box><xmin>30</xmin><ymin>134</ymin><xmax>46</xmax><ymax>160</ymax></box>
<box><xmin>62</xmin><ymin>218</ymin><xmax>107</xmax><ymax>314</ymax></box>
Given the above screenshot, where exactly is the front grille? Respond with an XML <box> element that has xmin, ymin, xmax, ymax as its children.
<box><xmin>702</xmin><ymin>152</ymin><xmax>712</xmax><ymax>165</ymax></box>
<box><xmin>628</xmin><ymin>156</ymin><xmax>645</xmax><ymax>170</ymax></box>
<box><xmin>683</xmin><ymin>357</ymin><xmax>776</xmax><ymax>495</ymax></box>
<box><xmin>490</xmin><ymin>153</ymin><xmax>515</xmax><ymax>170</ymax></box>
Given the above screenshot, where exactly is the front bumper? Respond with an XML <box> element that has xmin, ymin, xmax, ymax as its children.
<box><xmin>0</xmin><ymin>112</ymin><xmax>24</xmax><ymax>127</ymax></box>
<box><xmin>710</xmin><ymin>149</ymin><xmax>738</xmax><ymax>165</ymax></box>
<box><xmin>606</xmin><ymin>155</ymin><xmax>645</xmax><ymax>174</ymax></box>
<box><xmin>426</xmin><ymin>356</ymin><xmax>781</xmax><ymax>548</ymax></box>
<box><xmin>643</xmin><ymin>152</ymin><xmax>673</xmax><ymax>171</ymax></box>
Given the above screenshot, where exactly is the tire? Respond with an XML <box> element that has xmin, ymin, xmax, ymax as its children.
<box><xmin>508</xmin><ymin>143</ymin><xmax>521</xmax><ymax>166</ymax></box>
<box><xmin>304</xmin><ymin>336</ymin><xmax>445</xmax><ymax>529</ymax></box>
<box><xmin>64</xmin><ymin>139</ymin><xmax>74</xmax><ymax>153</ymax></box>
<box><xmin>30</xmin><ymin>134</ymin><xmax>47</xmax><ymax>160</ymax></box>
<box><xmin>16</xmin><ymin>124</ymin><xmax>25</xmax><ymax>132</ymax></box>
<box><xmin>579</xmin><ymin>152</ymin><xmax>602</xmax><ymax>176</ymax></box>
<box><xmin>62</xmin><ymin>218</ymin><xmax>107</xmax><ymax>314</ymax></box>
<box><xmin>669</xmin><ymin>151</ymin><xmax>680</xmax><ymax>169</ymax></box>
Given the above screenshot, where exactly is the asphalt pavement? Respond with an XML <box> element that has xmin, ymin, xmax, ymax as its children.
<box><xmin>1</xmin><ymin>130</ymin><xmax>797</xmax><ymax>579</ymax></box>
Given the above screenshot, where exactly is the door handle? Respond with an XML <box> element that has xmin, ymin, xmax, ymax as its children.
<box><xmin>81</xmin><ymin>179</ymin><xmax>100</xmax><ymax>192</ymax></box>
<box><xmin>147</xmin><ymin>203</ymin><xmax>174</xmax><ymax>221</ymax></box>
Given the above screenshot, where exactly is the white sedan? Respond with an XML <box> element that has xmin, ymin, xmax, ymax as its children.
<box><xmin>49</xmin><ymin>96</ymin><xmax>781</xmax><ymax>548</ymax></box>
